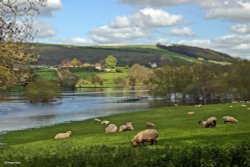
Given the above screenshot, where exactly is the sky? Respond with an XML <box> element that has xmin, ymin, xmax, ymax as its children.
<box><xmin>35</xmin><ymin>0</ymin><xmax>250</xmax><ymax>59</ymax></box>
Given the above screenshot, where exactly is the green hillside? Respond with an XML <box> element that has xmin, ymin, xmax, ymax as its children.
<box><xmin>33</xmin><ymin>43</ymin><xmax>235</xmax><ymax>66</ymax></box>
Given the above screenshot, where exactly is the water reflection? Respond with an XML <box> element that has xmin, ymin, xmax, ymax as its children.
<box><xmin>0</xmin><ymin>88</ymin><xmax>150</xmax><ymax>132</ymax></box>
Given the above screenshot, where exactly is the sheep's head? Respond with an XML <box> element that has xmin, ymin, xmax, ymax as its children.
<box><xmin>67</xmin><ymin>131</ymin><xmax>72</xmax><ymax>136</ymax></box>
<box><xmin>131</xmin><ymin>141</ymin><xmax>138</xmax><ymax>147</ymax></box>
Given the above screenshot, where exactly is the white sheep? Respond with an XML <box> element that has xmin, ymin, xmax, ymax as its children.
<box><xmin>187</xmin><ymin>112</ymin><xmax>195</xmax><ymax>115</ymax></box>
<box><xmin>105</xmin><ymin>124</ymin><xmax>118</xmax><ymax>133</ymax></box>
<box><xmin>241</xmin><ymin>105</ymin><xmax>247</xmax><ymax>107</ymax></box>
<box><xmin>131</xmin><ymin>129</ymin><xmax>159</xmax><ymax>147</ymax></box>
<box><xmin>101</xmin><ymin>120</ymin><xmax>110</xmax><ymax>125</ymax></box>
<box><xmin>94</xmin><ymin>118</ymin><xmax>101</xmax><ymax>123</ymax></box>
<box><xmin>118</xmin><ymin>122</ymin><xmax>134</xmax><ymax>132</ymax></box>
<box><xmin>223</xmin><ymin>116</ymin><xmax>238</xmax><ymax>123</ymax></box>
<box><xmin>118</xmin><ymin>125</ymin><xmax>128</xmax><ymax>132</ymax></box>
<box><xmin>194</xmin><ymin>104</ymin><xmax>202</xmax><ymax>108</ymax></box>
<box><xmin>54</xmin><ymin>131</ymin><xmax>72</xmax><ymax>139</ymax></box>
<box><xmin>126</xmin><ymin>122</ymin><xmax>134</xmax><ymax>130</ymax></box>
<box><xmin>199</xmin><ymin>117</ymin><xmax>217</xmax><ymax>128</ymax></box>
<box><xmin>146</xmin><ymin>122</ymin><xmax>156</xmax><ymax>128</ymax></box>
<box><xmin>246</xmin><ymin>107</ymin><xmax>250</xmax><ymax>111</ymax></box>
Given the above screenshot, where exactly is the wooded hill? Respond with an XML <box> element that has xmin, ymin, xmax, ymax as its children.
<box><xmin>33</xmin><ymin>43</ymin><xmax>236</xmax><ymax>67</ymax></box>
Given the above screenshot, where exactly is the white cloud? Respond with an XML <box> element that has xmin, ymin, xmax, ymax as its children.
<box><xmin>120</xmin><ymin>0</ymin><xmax>193</xmax><ymax>7</ymax></box>
<box><xmin>169</xmin><ymin>27</ymin><xmax>195</xmax><ymax>36</ymax></box>
<box><xmin>231</xmin><ymin>24</ymin><xmax>250</xmax><ymax>34</ymax></box>
<box><xmin>90</xmin><ymin>26</ymin><xmax>147</xmax><ymax>44</ymax></box>
<box><xmin>111</xmin><ymin>8</ymin><xmax>183</xmax><ymax>28</ymax></box>
<box><xmin>206</xmin><ymin>1</ymin><xmax>250</xmax><ymax>21</ymax></box>
<box><xmin>61</xmin><ymin>37</ymin><xmax>94</xmax><ymax>46</ymax></box>
<box><xmin>39</xmin><ymin>0</ymin><xmax>63</xmax><ymax>17</ymax></box>
<box><xmin>121</xmin><ymin>0</ymin><xmax>250</xmax><ymax>22</ymax></box>
<box><xmin>178</xmin><ymin>34</ymin><xmax>250</xmax><ymax>59</ymax></box>
<box><xmin>34</xmin><ymin>22</ymin><xmax>56</xmax><ymax>38</ymax></box>
<box><xmin>89</xmin><ymin>8</ymin><xmax>183</xmax><ymax>44</ymax></box>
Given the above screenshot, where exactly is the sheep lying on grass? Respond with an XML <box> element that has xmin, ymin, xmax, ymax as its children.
<box><xmin>105</xmin><ymin>124</ymin><xmax>118</xmax><ymax>133</ymax></box>
<box><xmin>101</xmin><ymin>120</ymin><xmax>110</xmax><ymax>125</ymax></box>
<box><xmin>195</xmin><ymin>104</ymin><xmax>202</xmax><ymax>108</ymax></box>
<box><xmin>187</xmin><ymin>112</ymin><xmax>195</xmax><ymax>115</ymax></box>
<box><xmin>119</xmin><ymin>122</ymin><xmax>134</xmax><ymax>132</ymax></box>
<box><xmin>146</xmin><ymin>122</ymin><xmax>156</xmax><ymax>128</ymax></box>
<box><xmin>126</xmin><ymin>122</ymin><xmax>134</xmax><ymax>130</ymax></box>
<box><xmin>131</xmin><ymin>129</ymin><xmax>159</xmax><ymax>147</ymax></box>
<box><xmin>199</xmin><ymin>117</ymin><xmax>217</xmax><ymax>128</ymax></box>
<box><xmin>54</xmin><ymin>131</ymin><xmax>72</xmax><ymax>139</ymax></box>
<box><xmin>94</xmin><ymin>118</ymin><xmax>101</xmax><ymax>123</ymax></box>
<box><xmin>223</xmin><ymin>116</ymin><xmax>238</xmax><ymax>123</ymax></box>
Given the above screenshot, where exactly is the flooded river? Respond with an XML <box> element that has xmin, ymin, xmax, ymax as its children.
<box><xmin>0</xmin><ymin>88</ymin><xmax>150</xmax><ymax>132</ymax></box>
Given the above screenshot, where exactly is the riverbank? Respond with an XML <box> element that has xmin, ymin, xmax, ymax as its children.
<box><xmin>2</xmin><ymin>103</ymin><xmax>250</xmax><ymax>146</ymax></box>
<box><xmin>1</xmin><ymin>103</ymin><xmax>250</xmax><ymax>166</ymax></box>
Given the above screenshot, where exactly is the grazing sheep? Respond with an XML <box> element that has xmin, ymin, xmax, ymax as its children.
<box><xmin>187</xmin><ymin>112</ymin><xmax>195</xmax><ymax>115</ymax></box>
<box><xmin>241</xmin><ymin>104</ymin><xmax>247</xmax><ymax>107</ymax></box>
<box><xmin>54</xmin><ymin>131</ymin><xmax>72</xmax><ymax>139</ymax></box>
<box><xmin>229</xmin><ymin>106</ymin><xmax>233</xmax><ymax>108</ymax></box>
<box><xmin>131</xmin><ymin>129</ymin><xmax>159</xmax><ymax>147</ymax></box>
<box><xmin>101</xmin><ymin>120</ymin><xmax>110</xmax><ymax>125</ymax></box>
<box><xmin>105</xmin><ymin>124</ymin><xmax>118</xmax><ymax>133</ymax></box>
<box><xmin>174</xmin><ymin>104</ymin><xmax>179</xmax><ymax>106</ymax></box>
<box><xmin>94</xmin><ymin>118</ymin><xmax>101</xmax><ymax>123</ymax></box>
<box><xmin>232</xmin><ymin>101</ymin><xmax>238</xmax><ymax>104</ymax></box>
<box><xmin>118</xmin><ymin>122</ymin><xmax>135</xmax><ymax>132</ymax></box>
<box><xmin>194</xmin><ymin>104</ymin><xmax>202</xmax><ymax>108</ymax></box>
<box><xmin>246</xmin><ymin>107</ymin><xmax>250</xmax><ymax>111</ymax></box>
<box><xmin>146</xmin><ymin>122</ymin><xmax>156</xmax><ymax>128</ymax></box>
<box><xmin>199</xmin><ymin>117</ymin><xmax>217</xmax><ymax>128</ymax></box>
<box><xmin>126</xmin><ymin>122</ymin><xmax>134</xmax><ymax>130</ymax></box>
<box><xmin>223</xmin><ymin>116</ymin><xmax>238</xmax><ymax>123</ymax></box>
<box><xmin>119</xmin><ymin>125</ymin><xmax>128</xmax><ymax>132</ymax></box>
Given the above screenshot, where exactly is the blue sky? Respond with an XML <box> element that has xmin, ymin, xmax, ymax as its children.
<box><xmin>35</xmin><ymin>0</ymin><xmax>250</xmax><ymax>59</ymax></box>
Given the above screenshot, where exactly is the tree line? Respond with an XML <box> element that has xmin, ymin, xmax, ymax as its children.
<box><xmin>147</xmin><ymin>60</ymin><xmax>250</xmax><ymax>104</ymax></box>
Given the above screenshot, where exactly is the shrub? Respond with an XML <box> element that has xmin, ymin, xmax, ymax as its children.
<box><xmin>114</xmin><ymin>77</ymin><xmax>127</xmax><ymax>86</ymax></box>
<box><xmin>25</xmin><ymin>79</ymin><xmax>60</xmax><ymax>103</ymax></box>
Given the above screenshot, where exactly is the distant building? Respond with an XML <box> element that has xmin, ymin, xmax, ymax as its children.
<box><xmin>95</xmin><ymin>63</ymin><xmax>102</xmax><ymax>71</ymax></box>
<box><xmin>149</xmin><ymin>62</ymin><xmax>157</xmax><ymax>68</ymax></box>
<box><xmin>104</xmin><ymin>68</ymin><xmax>116</xmax><ymax>72</ymax></box>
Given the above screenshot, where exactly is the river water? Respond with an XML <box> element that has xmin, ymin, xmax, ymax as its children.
<box><xmin>0</xmin><ymin>88</ymin><xmax>150</xmax><ymax>132</ymax></box>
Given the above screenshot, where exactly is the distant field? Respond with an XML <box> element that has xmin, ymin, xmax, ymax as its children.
<box><xmin>33</xmin><ymin>68</ymin><xmax>57</xmax><ymax>80</ymax></box>
<box><xmin>33</xmin><ymin>68</ymin><xmax>129</xmax><ymax>88</ymax></box>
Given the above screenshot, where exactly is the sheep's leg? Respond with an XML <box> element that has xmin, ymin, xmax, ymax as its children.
<box><xmin>150</xmin><ymin>139</ymin><xmax>154</xmax><ymax>145</ymax></box>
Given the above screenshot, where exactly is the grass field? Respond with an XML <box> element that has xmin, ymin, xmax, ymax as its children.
<box><xmin>1</xmin><ymin>103</ymin><xmax>250</xmax><ymax>166</ymax></box>
<box><xmin>33</xmin><ymin>68</ymin><xmax>57</xmax><ymax>80</ymax></box>
<box><xmin>2</xmin><ymin>103</ymin><xmax>250</xmax><ymax>147</ymax></box>
<box><xmin>33</xmin><ymin>68</ymin><xmax>129</xmax><ymax>88</ymax></box>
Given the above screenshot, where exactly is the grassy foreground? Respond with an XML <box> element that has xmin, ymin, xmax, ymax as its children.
<box><xmin>1</xmin><ymin>103</ymin><xmax>250</xmax><ymax>166</ymax></box>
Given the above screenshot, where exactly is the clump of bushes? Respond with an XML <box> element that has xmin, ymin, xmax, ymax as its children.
<box><xmin>0</xmin><ymin>143</ymin><xmax>249</xmax><ymax>167</ymax></box>
<box><xmin>25</xmin><ymin>78</ymin><xmax>60</xmax><ymax>103</ymax></box>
